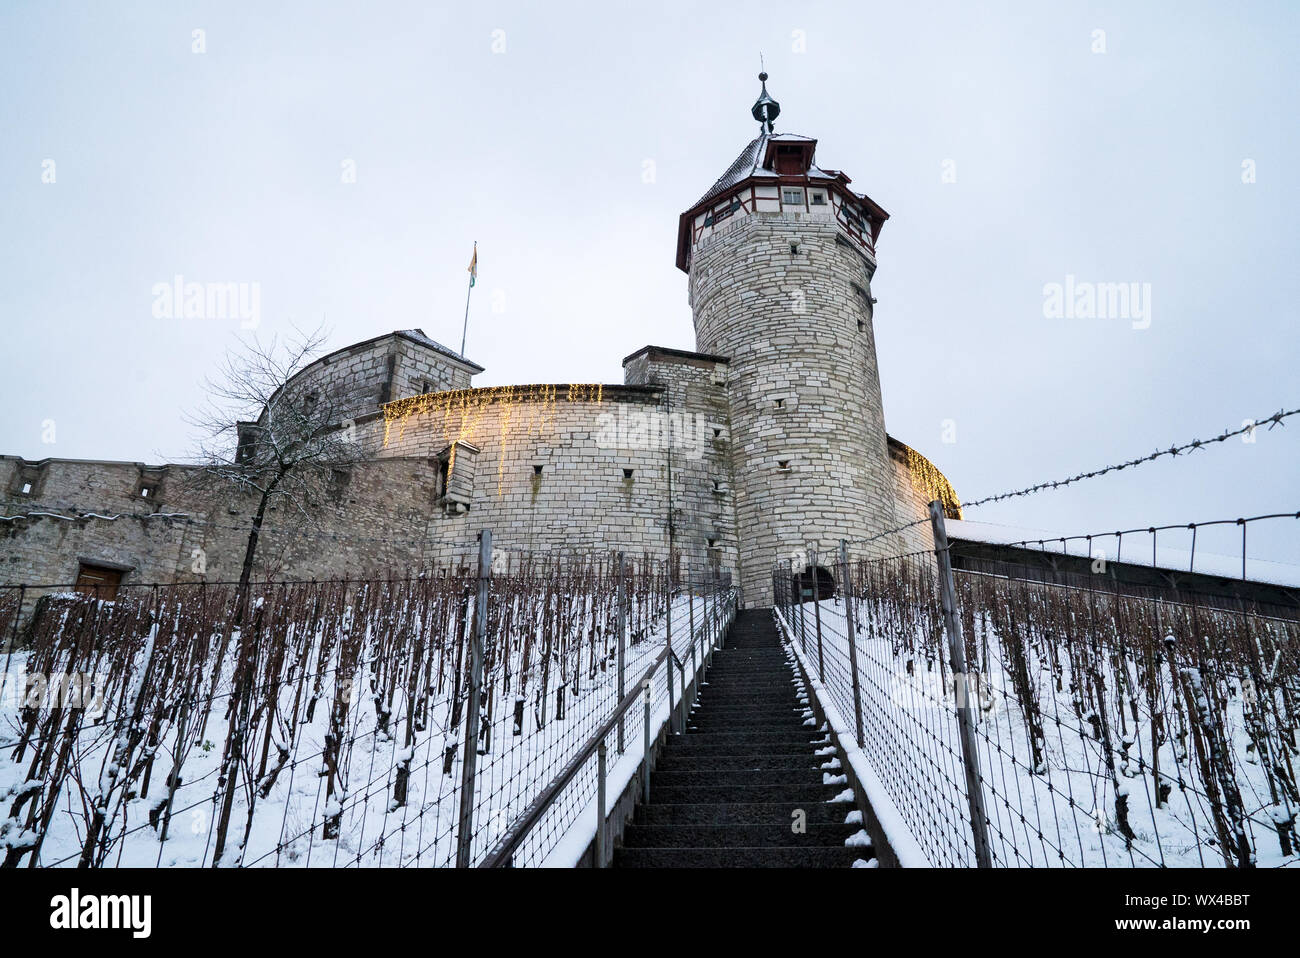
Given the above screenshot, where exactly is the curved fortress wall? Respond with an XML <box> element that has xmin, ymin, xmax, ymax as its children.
<box><xmin>376</xmin><ymin>377</ymin><xmax>737</xmax><ymax>574</ymax></box>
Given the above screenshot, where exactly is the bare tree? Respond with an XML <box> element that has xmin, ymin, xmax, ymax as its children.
<box><xmin>186</xmin><ymin>327</ymin><xmax>359</xmax><ymax>613</ymax></box>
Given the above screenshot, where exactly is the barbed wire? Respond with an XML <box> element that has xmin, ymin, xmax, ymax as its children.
<box><xmin>960</xmin><ymin>407</ymin><xmax>1297</xmax><ymax>511</ymax></box>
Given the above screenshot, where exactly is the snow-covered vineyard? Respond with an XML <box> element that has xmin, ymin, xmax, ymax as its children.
<box><xmin>777</xmin><ymin>554</ymin><xmax>1300</xmax><ymax>868</ymax></box>
<box><xmin>0</xmin><ymin>556</ymin><xmax>732</xmax><ymax>868</ymax></box>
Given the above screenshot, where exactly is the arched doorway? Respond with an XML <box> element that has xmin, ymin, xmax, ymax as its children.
<box><xmin>790</xmin><ymin>565</ymin><xmax>836</xmax><ymax>602</ymax></box>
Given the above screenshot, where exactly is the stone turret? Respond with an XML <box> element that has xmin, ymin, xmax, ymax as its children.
<box><xmin>677</xmin><ymin>74</ymin><xmax>903</xmax><ymax>605</ymax></box>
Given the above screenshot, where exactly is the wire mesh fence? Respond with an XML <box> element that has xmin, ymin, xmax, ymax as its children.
<box><xmin>774</xmin><ymin>509</ymin><xmax>1300</xmax><ymax>868</ymax></box>
<box><xmin>0</xmin><ymin>541</ymin><xmax>734</xmax><ymax>869</ymax></box>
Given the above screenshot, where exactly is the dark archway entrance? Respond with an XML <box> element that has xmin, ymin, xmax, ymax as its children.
<box><xmin>790</xmin><ymin>565</ymin><xmax>836</xmax><ymax>602</ymax></box>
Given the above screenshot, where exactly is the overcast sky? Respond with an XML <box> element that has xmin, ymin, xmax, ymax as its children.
<box><xmin>2</xmin><ymin>1</ymin><xmax>1296</xmax><ymax>565</ymax></box>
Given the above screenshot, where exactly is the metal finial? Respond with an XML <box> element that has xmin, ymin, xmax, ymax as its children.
<box><xmin>751</xmin><ymin>69</ymin><xmax>780</xmax><ymax>134</ymax></box>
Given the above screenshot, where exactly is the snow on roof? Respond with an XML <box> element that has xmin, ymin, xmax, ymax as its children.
<box><xmin>694</xmin><ymin>133</ymin><xmax>848</xmax><ymax>210</ymax></box>
<box><xmin>397</xmin><ymin>329</ymin><xmax>483</xmax><ymax>371</ymax></box>
<box><xmin>948</xmin><ymin>518</ymin><xmax>1300</xmax><ymax>590</ymax></box>
<box><xmin>695</xmin><ymin>135</ymin><xmax>770</xmax><ymax>207</ymax></box>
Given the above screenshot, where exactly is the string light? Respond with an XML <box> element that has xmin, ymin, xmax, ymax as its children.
<box><xmin>382</xmin><ymin>384</ymin><xmax>605</xmax><ymax>497</ymax></box>
<box><xmin>902</xmin><ymin>443</ymin><xmax>963</xmax><ymax>519</ymax></box>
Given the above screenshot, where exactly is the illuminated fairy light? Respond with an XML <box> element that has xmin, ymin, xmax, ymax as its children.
<box><xmin>904</xmin><ymin>445</ymin><xmax>963</xmax><ymax>519</ymax></box>
<box><xmin>382</xmin><ymin>384</ymin><xmax>605</xmax><ymax>497</ymax></box>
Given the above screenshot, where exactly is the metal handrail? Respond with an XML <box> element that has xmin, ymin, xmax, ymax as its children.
<box><xmin>480</xmin><ymin>588</ymin><xmax>733</xmax><ymax>868</ymax></box>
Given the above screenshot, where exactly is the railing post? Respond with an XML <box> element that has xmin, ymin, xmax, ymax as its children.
<box><xmin>596</xmin><ymin>738</ymin><xmax>608</xmax><ymax>868</ymax></box>
<box><xmin>617</xmin><ymin>552</ymin><xmax>627</xmax><ymax>753</ymax></box>
<box><xmin>642</xmin><ymin>679</ymin><xmax>652</xmax><ymax>804</ymax></box>
<box><xmin>688</xmin><ymin>574</ymin><xmax>697</xmax><ymax>690</ymax></box>
<box><xmin>667</xmin><ymin>652</ymin><xmax>676</xmax><ymax>734</ymax></box>
<box><xmin>811</xmin><ymin>548</ymin><xmax>825</xmax><ymax>683</ymax></box>
<box><xmin>679</xmin><ymin>652</ymin><xmax>687</xmax><ymax>733</ymax></box>
<box><xmin>929</xmin><ymin>500</ymin><xmax>994</xmax><ymax>869</ymax></box>
<box><xmin>456</xmin><ymin>528</ymin><xmax>492</xmax><ymax>868</ymax></box>
<box><xmin>665</xmin><ymin>558</ymin><xmax>675</xmax><ymax>731</ymax></box>
<box><xmin>839</xmin><ymin>539</ymin><xmax>865</xmax><ymax>747</ymax></box>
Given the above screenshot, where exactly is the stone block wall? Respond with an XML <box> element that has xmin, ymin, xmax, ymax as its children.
<box><xmin>379</xmin><ymin>383</ymin><xmax>738</xmax><ymax>577</ymax></box>
<box><xmin>688</xmin><ymin>211</ymin><xmax>905</xmax><ymax>605</ymax></box>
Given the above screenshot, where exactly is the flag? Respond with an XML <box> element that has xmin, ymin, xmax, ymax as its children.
<box><xmin>467</xmin><ymin>243</ymin><xmax>477</xmax><ymax>288</ymax></box>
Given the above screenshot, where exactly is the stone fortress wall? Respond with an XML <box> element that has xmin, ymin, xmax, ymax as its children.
<box><xmin>1</xmin><ymin>115</ymin><xmax>967</xmax><ymax>614</ymax></box>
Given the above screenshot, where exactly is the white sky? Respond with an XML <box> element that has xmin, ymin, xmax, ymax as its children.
<box><xmin>1</xmin><ymin>0</ymin><xmax>1296</xmax><ymax>564</ymax></box>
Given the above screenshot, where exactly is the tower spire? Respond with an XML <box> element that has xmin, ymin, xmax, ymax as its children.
<box><xmin>751</xmin><ymin>69</ymin><xmax>780</xmax><ymax>134</ymax></box>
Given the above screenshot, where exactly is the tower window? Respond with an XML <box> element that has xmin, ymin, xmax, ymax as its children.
<box><xmin>789</xmin><ymin>243</ymin><xmax>799</xmax><ymax>255</ymax></box>
<box><xmin>777</xmin><ymin>460</ymin><xmax>791</xmax><ymax>470</ymax></box>
<box><xmin>707</xmin><ymin>538</ymin><xmax>717</xmax><ymax>549</ymax></box>
<box><xmin>782</xmin><ymin>188</ymin><xmax>805</xmax><ymax>207</ymax></box>
<box><xmin>712</xmin><ymin>427</ymin><xmax>722</xmax><ymax>439</ymax></box>
<box><xmin>623</xmin><ymin>468</ymin><xmax>634</xmax><ymax>479</ymax></box>
<box><xmin>533</xmin><ymin>464</ymin><xmax>544</xmax><ymax>475</ymax></box>
<box><xmin>774</xmin><ymin>398</ymin><xmax>785</xmax><ymax>409</ymax></box>
<box><xmin>810</xmin><ymin>192</ymin><xmax>827</xmax><ymax>206</ymax></box>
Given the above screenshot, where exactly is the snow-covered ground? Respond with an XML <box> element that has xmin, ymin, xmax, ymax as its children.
<box><xmin>780</xmin><ymin>576</ymin><xmax>1300</xmax><ymax>868</ymax></box>
<box><xmin>0</xmin><ymin>585</ymin><xmax>729</xmax><ymax>868</ymax></box>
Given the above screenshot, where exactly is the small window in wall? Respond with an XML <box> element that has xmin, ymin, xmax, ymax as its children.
<box><xmin>139</xmin><ymin>484</ymin><xmax>156</xmax><ymax>499</ymax></box>
<box><xmin>712</xmin><ymin>479</ymin><xmax>724</xmax><ymax>494</ymax></box>
<box><xmin>810</xmin><ymin>191</ymin><xmax>827</xmax><ymax>206</ymax></box>
<box><xmin>533</xmin><ymin>464</ymin><xmax>544</xmax><ymax>475</ymax></box>
<box><xmin>707</xmin><ymin>538</ymin><xmax>717</xmax><ymax>549</ymax></box>
<box><xmin>14</xmin><ymin>466</ymin><xmax>43</xmax><ymax>498</ymax></box>
<box><xmin>419</xmin><ymin>380</ymin><xmax>435</xmax><ymax>395</ymax></box>
<box><xmin>777</xmin><ymin>459</ymin><xmax>791</xmax><ymax>470</ymax></box>
<box><xmin>774</xmin><ymin>398</ymin><xmax>785</xmax><ymax>410</ymax></box>
<box><xmin>782</xmin><ymin>188</ymin><xmax>805</xmax><ymax>207</ymax></box>
<box><xmin>623</xmin><ymin>468</ymin><xmax>634</xmax><ymax>479</ymax></box>
<box><xmin>75</xmin><ymin>563</ymin><xmax>123</xmax><ymax>600</ymax></box>
<box><xmin>329</xmin><ymin>469</ymin><xmax>350</xmax><ymax>502</ymax></box>
<box><xmin>434</xmin><ymin>457</ymin><xmax>450</xmax><ymax>500</ymax></box>
<box><xmin>712</xmin><ymin>427</ymin><xmax>723</xmax><ymax>439</ymax></box>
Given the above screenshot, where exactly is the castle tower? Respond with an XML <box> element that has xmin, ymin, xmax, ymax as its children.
<box><xmin>676</xmin><ymin>74</ymin><xmax>901</xmax><ymax>606</ymax></box>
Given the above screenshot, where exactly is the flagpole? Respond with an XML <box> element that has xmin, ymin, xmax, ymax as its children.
<box><xmin>460</xmin><ymin>240</ymin><xmax>476</xmax><ymax>356</ymax></box>
<box><xmin>460</xmin><ymin>282</ymin><xmax>472</xmax><ymax>356</ymax></box>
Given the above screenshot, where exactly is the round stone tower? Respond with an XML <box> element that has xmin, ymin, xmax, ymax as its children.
<box><xmin>676</xmin><ymin>74</ymin><xmax>903</xmax><ymax>606</ymax></box>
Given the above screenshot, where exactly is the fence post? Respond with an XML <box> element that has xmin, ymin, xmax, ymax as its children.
<box><xmin>596</xmin><ymin>738</ymin><xmax>608</xmax><ymax>868</ymax></box>
<box><xmin>929</xmin><ymin>501</ymin><xmax>994</xmax><ymax>869</ymax></box>
<box><xmin>455</xmin><ymin>528</ymin><xmax>492</xmax><ymax>868</ymax></box>
<box><xmin>617</xmin><ymin>552</ymin><xmax>627</xmax><ymax>753</ymax></box>
<box><xmin>839</xmin><ymin>540</ymin><xmax>865</xmax><ymax>747</ymax></box>
<box><xmin>679</xmin><ymin>651</ymin><xmax>687</xmax><ymax>733</ymax></box>
<box><xmin>665</xmin><ymin>559</ymin><xmax>674</xmax><ymax>730</ymax></box>
<box><xmin>688</xmin><ymin>574</ymin><xmax>697</xmax><ymax>689</ymax></box>
<box><xmin>642</xmin><ymin>679</ymin><xmax>652</xmax><ymax>804</ymax></box>
<box><xmin>811</xmin><ymin>548</ymin><xmax>825</xmax><ymax>683</ymax></box>
<box><xmin>667</xmin><ymin>652</ymin><xmax>676</xmax><ymax>734</ymax></box>
<box><xmin>794</xmin><ymin>563</ymin><xmax>806</xmax><ymax>652</ymax></box>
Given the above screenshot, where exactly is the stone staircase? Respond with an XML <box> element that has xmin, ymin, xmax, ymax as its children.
<box><xmin>613</xmin><ymin>608</ymin><xmax>875</xmax><ymax>867</ymax></box>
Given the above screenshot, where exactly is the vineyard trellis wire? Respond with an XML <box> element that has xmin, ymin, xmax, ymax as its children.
<box><xmin>774</xmin><ymin>506</ymin><xmax>1300</xmax><ymax>868</ymax></box>
<box><xmin>0</xmin><ymin>535</ymin><xmax>734</xmax><ymax>868</ymax></box>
